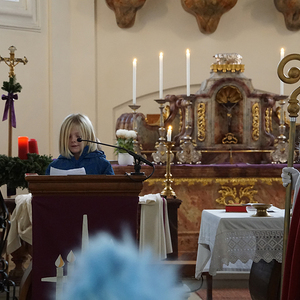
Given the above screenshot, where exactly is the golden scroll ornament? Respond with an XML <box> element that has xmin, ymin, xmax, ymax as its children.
<box><xmin>197</xmin><ymin>102</ymin><xmax>206</xmax><ymax>142</ymax></box>
<box><xmin>252</xmin><ymin>103</ymin><xmax>259</xmax><ymax>141</ymax></box>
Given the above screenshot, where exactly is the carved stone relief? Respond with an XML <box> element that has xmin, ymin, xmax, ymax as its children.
<box><xmin>181</xmin><ymin>0</ymin><xmax>238</xmax><ymax>34</ymax></box>
<box><xmin>274</xmin><ymin>0</ymin><xmax>300</xmax><ymax>31</ymax></box>
<box><xmin>106</xmin><ymin>0</ymin><xmax>147</xmax><ymax>28</ymax></box>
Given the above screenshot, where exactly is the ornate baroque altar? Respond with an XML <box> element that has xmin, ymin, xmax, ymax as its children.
<box><xmin>115</xmin><ymin>53</ymin><xmax>296</xmax><ymax>260</ymax></box>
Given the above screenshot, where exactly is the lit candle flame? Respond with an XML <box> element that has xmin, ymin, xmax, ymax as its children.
<box><xmin>280</xmin><ymin>48</ymin><xmax>285</xmax><ymax>59</ymax></box>
<box><xmin>55</xmin><ymin>254</ymin><xmax>65</xmax><ymax>268</ymax></box>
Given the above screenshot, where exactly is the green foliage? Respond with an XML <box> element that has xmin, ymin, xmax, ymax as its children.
<box><xmin>0</xmin><ymin>153</ymin><xmax>52</xmax><ymax>190</ymax></box>
<box><xmin>1</xmin><ymin>75</ymin><xmax>22</xmax><ymax>94</ymax></box>
<box><xmin>114</xmin><ymin>137</ymin><xmax>134</xmax><ymax>154</ymax></box>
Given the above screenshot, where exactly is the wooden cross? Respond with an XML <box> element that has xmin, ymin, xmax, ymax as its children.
<box><xmin>0</xmin><ymin>46</ymin><xmax>28</xmax><ymax>156</ymax></box>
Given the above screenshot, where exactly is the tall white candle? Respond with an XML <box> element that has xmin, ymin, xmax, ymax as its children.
<box><xmin>133</xmin><ymin>58</ymin><xmax>137</xmax><ymax>105</ymax></box>
<box><xmin>67</xmin><ymin>250</ymin><xmax>75</xmax><ymax>276</ymax></box>
<box><xmin>167</xmin><ymin>126</ymin><xmax>172</xmax><ymax>142</ymax></box>
<box><xmin>82</xmin><ymin>214</ymin><xmax>89</xmax><ymax>253</ymax></box>
<box><xmin>280</xmin><ymin>48</ymin><xmax>285</xmax><ymax>95</ymax></box>
<box><xmin>186</xmin><ymin>49</ymin><xmax>190</xmax><ymax>96</ymax></box>
<box><xmin>55</xmin><ymin>255</ymin><xmax>64</xmax><ymax>300</ymax></box>
<box><xmin>159</xmin><ymin>52</ymin><xmax>163</xmax><ymax>99</ymax></box>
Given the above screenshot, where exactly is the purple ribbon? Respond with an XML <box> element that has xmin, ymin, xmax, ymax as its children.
<box><xmin>2</xmin><ymin>92</ymin><xmax>18</xmax><ymax>128</ymax></box>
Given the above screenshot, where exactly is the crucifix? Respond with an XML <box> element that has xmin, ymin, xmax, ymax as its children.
<box><xmin>0</xmin><ymin>46</ymin><xmax>28</xmax><ymax>157</ymax></box>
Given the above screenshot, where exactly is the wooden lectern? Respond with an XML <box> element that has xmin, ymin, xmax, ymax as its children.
<box><xmin>25</xmin><ymin>174</ymin><xmax>145</xmax><ymax>300</ymax></box>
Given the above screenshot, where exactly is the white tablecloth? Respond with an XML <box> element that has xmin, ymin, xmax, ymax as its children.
<box><xmin>139</xmin><ymin>193</ymin><xmax>173</xmax><ymax>260</ymax></box>
<box><xmin>7</xmin><ymin>193</ymin><xmax>32</xmax><ymax>254</ymax></box>
<box><xmin>195</xmin><ymin>207</ymin><xmax>284</xmax><ymax>278</ymax></box>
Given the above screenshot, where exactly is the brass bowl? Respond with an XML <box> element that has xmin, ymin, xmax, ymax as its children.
<box><xmin>251</xmin><ymin>203</ymin><xmax>272</xmax><ymax>217</ymax></box>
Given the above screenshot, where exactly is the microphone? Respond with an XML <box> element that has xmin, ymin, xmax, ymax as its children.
<box><xmin>77</xmin><ymin>138</ymin><xmax>154</xmax><ymax>176</ymax></box>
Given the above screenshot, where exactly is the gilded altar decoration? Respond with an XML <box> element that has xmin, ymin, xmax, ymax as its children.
<box><xmin>181</xmin><ymin>0</ymin><xmax>237</xmax><ymax>34</ymax></box>
<box><xmin>216</xmin><ymin>85</ymin><xmax>242</xmax><ymax>105</ymax></box>
<box><xmin>216</xmin><ymin>85</ymin><xmax>241</xmax><ymax>144</ymax></box>
<box><xmin>147</xmin><ymin>177</ymin><xmax>281</xmax><ymax>188</ymax></box>
<box><xmin>222</xmin><ymin>133</ymin><xmax>237</xmax><ymax>144</ymax></box>
<box><xmin>269</xmin><ymin>108</ymin><xmax>273</xmax><ymax>132</ymax></box>
<box><xmin>252</xmin><ymin>103</ymin><xmax>260</xmax><ymax>141</ymax></box>
<box><xmin>106</xmin><ymin>0</ymin><xmax>147</xmax><ymax>28</ymax></box>
<box><xmin>216</xmin><ymin>185</ymin><xmax>258</xmax><ymax>205</ymax></box>
<box><xmin>274</xmin><ymin>0</ymin><xmax>300</xmax><ymax>31</ymax></box>
<box><xmin>211</xmin><ymin>53</ymin><xmax>244</xmax><ymax>73</ymax></box>
<box><xmin>265</xmin><ymin>108</ymin><xmax>271</xmax><ymax>133</ymax></box>
<box><xmin>197</xmin><ymin>102</ymin><xmax>206</xmax><ymax>141</ymax></box>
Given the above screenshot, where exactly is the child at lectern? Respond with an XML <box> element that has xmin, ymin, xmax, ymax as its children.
<box><xmin>62</xmin><ymin>232</ymin><xmax>185</xmax><ymax>300</ymax></box>
<box><xmin>45</xmin><ymin>113</ymin><xmax>114</xmax><ymax>175</ymax></box>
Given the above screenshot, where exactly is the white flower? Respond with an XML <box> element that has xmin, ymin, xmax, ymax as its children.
<box><xmin>127</xmin><ymin>130</ymin><xmax>137</xmax><ymax>139</ymax></box>
<box><xmin>116</xmin><ymin>129</ymin><xmax>127</xmax><ymax>139</ymax></box>
<box><xmin>116</xmin><ymin>129</ymin><xmax>136</xmax><ymax>140</ymax></box>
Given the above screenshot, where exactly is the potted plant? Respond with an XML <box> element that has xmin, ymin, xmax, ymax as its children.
<box><xmin>114</xmin><ymin>129</ymin><xmax>137</xmax><ymax>165</ymax></box>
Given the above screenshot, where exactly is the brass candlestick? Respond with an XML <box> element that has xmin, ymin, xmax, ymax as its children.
<box><xmin>152</xmin><ymin>99</ymin><xmax>168</xmax><ymax>164</ymax></box>
<box><xmin>128</xmin><ymin>104</ymin><xmax>142</xmax><ymax>155</ymax></box>
<box><xmin>161</xmin><ymin>141</ymin><xmax>176</xmax><ymax>198</ymax></box>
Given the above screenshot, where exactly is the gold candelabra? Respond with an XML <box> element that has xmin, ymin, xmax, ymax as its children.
<box><xmin>160</xmin><ymin>141</ymin><xmax>176</xmax><ymax>198</ymax></box>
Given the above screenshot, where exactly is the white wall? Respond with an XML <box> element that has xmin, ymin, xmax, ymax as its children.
<box><xmin>96</xmin><ymin>0</ymin><xmax>300</xmax><ymax>158</ymax></box>
<box><xmin>0</xmin><ymin>0</ymin><xmax>300</xmax><ymax>197</ymax></box>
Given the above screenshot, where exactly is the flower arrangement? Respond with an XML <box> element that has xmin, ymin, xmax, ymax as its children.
<box><xmin>115</xmin><ymin>129</ymin><xmax>137</xmax><ymax>154</ymax></box>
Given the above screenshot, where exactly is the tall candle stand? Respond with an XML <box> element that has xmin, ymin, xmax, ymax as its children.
<box><xmin>161</xmin><ymin>141</ymin><xmax>176</xmax><ymax>198</ymax></box>
<box><xmin>128</xmin><ymin>104</ymin><xmax>143</xmax><ymax>156</ymax></box>
<box><xmin>152</xmin><ymin>99</ymin><xmax>169</xmax><ymax>164</ymax></box>
<box><xmin>271</xmin><ymin>96</ymin><xmax>290</xmax><ymax>163</ymax></box>
<box><xmin>176</xmin><ymin>96</ymin><xmax>201</xmax><ymax>164</ymax></box>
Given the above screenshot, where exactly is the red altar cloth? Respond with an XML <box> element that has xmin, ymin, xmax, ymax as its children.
<box><xmin>281</xmin><ymin>192</ymin><xmax>300</xmax><ymax>300</ymax></box>
<box><xmin>32</xmin><ymin>194</ymin><xmax>138</xmax><ymax>300</ymax></box>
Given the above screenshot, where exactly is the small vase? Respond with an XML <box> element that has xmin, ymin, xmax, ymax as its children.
<box><xmin>118</xmin><ymin>153</ymin><xmax>134</xmax><ymax>166</ymax></box>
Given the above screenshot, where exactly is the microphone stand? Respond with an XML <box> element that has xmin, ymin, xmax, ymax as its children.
<box><xmin>77</xmin><ymin>138</ymin><xmax>155</xmax><ymax>177</ymax></box>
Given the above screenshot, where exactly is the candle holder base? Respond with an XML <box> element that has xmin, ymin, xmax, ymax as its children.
<box><xmin>152</xmin><ymin>141</ymin><xmax>168</xmax><ymax>164</ymax></box>
<box><xmin>176</xmin><ymin>136</ymin><xmax>201</xmax><ymax>164</ymax></box>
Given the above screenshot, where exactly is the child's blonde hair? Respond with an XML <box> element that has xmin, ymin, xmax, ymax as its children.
<box><xmin>59</xmin><ymin>113</ymin><xmax>97</xmax><ymax>158</ymax></box>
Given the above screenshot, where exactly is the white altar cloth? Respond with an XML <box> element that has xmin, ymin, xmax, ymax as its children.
<box><xmin>195</xmin><ymin>207</ymin><xmax>284</xmax><ymax>278</ymax></box>
<box><xmin>139</xmin><ymin>193</ymin><xmax>172</xmax><ymax>260</ymax></box>
<box><xmin>7</xmin><ymin>193</ymin><xmax>32</xmax><ymax>254</ymax></box>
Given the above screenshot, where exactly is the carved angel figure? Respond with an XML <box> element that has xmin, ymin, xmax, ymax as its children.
<box><xmin>106</xmin><ymin>0</ymin><xmax>147</xmax><ymax>28</ymax></box>
<box><xmin>274</xmin><ymin>0</ymin><xmax>300</xmax><ymax>31</ymax></box>
<box><xmin>181</xmin><ymin>0</ymin><xmax>238</xmax><ymax>34</ymax></box>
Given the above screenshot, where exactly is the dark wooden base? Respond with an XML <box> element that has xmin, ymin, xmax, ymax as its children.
<box><xmin>249</xmin><ymin>260</ymin><xmax>281</xmax><ymax>300</ymax></box>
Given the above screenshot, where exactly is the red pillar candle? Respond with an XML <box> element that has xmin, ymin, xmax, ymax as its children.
<box><xmin>29</xmin><ymin>138</ymin><xmax>39</xmax><ymax>154</ymax></box>
<box><xmin>18</xmin><ymin>136</ymin><xmax>29</xmax><ymax>160</ymax></box>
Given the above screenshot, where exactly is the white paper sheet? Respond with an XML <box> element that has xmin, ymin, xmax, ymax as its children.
<box><xmin>50</xmin><ymin>167</ymin><xmax>86</xmax><ymax>175</ymax></box>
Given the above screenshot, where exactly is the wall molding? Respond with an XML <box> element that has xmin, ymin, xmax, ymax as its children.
<box><xmin>0</xmin><ymin>0</ymin><xmax>40</xmax><ymax>32</ymax></box>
